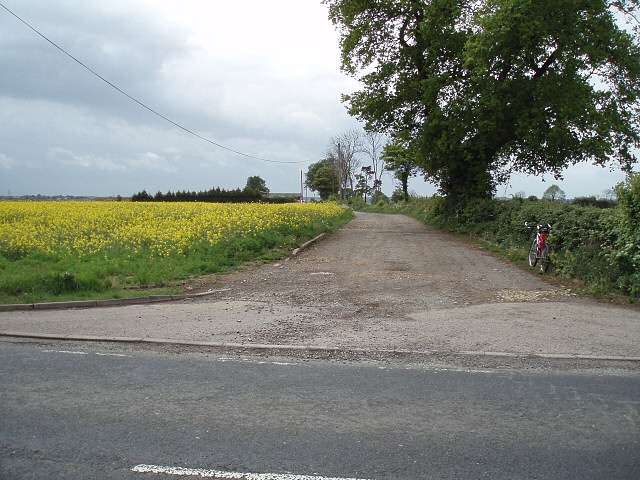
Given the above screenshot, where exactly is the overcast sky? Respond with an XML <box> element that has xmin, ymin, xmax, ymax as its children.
<box><xmin>0</xmin><ymin>0</ymin><xmax>633</xmax><ymax>199</ymax></box>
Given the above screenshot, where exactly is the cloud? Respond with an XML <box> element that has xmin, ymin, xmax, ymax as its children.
<box><xmin>0</xmin><ymin>0</ymin><xmax>190</xmax><ymax>116</ymax></box>
<box><xmin>130</xmin><ymin>152</ymin><xmax>178</xmax><ymax>173</ymax></box>
<box><xmin>49</xmin><ymin>147</ymin><xmax>127</xmax><ymax>172</ymax></box>
<box><xmin>48</xmin><ymin>147</ymin><xmax>180</xmax><ymax>174</ymax></box>
<box><xmin>0</xmin><ymin>0</ymin><xmax>363</xmax><ymax>197</ymax></box>
<box><xmin>0</xmin><ymin>152</ymin><xmax>18</xmax><ymax>170</ymax></box>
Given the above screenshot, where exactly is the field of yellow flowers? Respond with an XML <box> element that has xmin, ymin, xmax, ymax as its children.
<box><xmin>0</xmin><ymin>201</ymin><xmax>351</xmax><ymax>303</ymax></box>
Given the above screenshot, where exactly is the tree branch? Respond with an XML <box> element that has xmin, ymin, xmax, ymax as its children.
<box><xmin>533</xmin><ymin>46</ymin><xmax>560</xmax><ymax>79</ymax></box>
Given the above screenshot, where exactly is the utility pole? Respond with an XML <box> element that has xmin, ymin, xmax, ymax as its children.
<box><xmin>300</xmin><ymin>170</ymin><xmax>304</xmax><ymax>203</ymax></box>
<box><xmin>338</xmin><ymin>141</ymin><xmax>343</xmax><ymax>201</ymax></box>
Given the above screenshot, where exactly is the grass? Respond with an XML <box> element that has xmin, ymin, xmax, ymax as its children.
<box><xmin>0</xmin><ymin>203</ymin><xmax>353</xmax><ymax>304</ymax></box>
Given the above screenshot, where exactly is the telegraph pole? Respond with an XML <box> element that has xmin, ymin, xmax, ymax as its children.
<box><xmin>338</xmin><ymin>141</ymin><xmax>343</xmax><ymax>201</ymax></box>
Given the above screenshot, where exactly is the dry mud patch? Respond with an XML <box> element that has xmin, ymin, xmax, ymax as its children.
<box><xmin>1</xmin><ymin>212</ymin><xmax>638</xmax><ymax>368</ymax></box>
<box><xmin>191</xmin><ymin>212</ymin><xmax>639</xmax><ymax>359</ymax></box>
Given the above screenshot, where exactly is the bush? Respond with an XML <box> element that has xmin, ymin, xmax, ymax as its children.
<box><xmin>391</xmin><ymin>187</ymin><xmax>406</xmax><ymax>203</ymax></box>
<box><xmin>610</xmin><ymin>173</ymin><xmax>640</xmax><ymax>297</ymax></box>
<box><xmin>393</xmin><ymin>191</ymin><xmax>638</xmax><ymax>301</ymax></box>
<box><xmin>372</xmin><ymin>191</ymin><xmax>390</xmax><ymax>205</ymax></box>
<box><xmin>572</xmin><ymin>196</ymin><xmax>616</xmax><ymax>208</ymax></box>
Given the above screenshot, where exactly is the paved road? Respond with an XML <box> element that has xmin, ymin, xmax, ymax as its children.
<box><xmin>1</xmin><ymin>343</ymin><xmax>639</xmax><ymax>479</ymax></box>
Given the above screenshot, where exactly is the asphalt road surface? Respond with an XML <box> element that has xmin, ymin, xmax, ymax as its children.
<box><xmin>1</xmin><ymin>342</ymin><xmax>638</xmax><ymax>480</ymax></box>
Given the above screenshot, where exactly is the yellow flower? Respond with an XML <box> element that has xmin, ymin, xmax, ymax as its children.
<box><xmin>0</xmin><ymin>200</ymin><xmax>345</xmax><ymax>260</ymax></box>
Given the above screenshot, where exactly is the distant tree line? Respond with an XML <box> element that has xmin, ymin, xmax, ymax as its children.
<box><xmin>571</xmin><ymin>196</ymin><xmax>616</xmax><ymax>209</ymax></box>
<box><xmin>131</xmin><ymin>177</ymin><xmax>295</xmax><ymax>204</ymax></box>
<box><xmin>131</xmin><ymin>187</ymin><xmax>261</xmax><ymax>203</ymax></box>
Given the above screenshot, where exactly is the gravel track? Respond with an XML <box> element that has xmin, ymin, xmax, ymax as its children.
<box><xmin>1</xmin><ymin>212</ymin><xmax>639</xmax><ymax>370</ymax></box>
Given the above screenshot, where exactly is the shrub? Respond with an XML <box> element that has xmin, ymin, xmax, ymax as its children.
<box><xmin>610</xmin><ymin>173</ymin><xmax>640</xmax><ymax>298</ymax></box>
<box><xmin>394</xmin><ymin>193</ymin><xmax>637</xmax><ymax>301</ymax></box>
<box><xmin>372</xmin><ymin>191</ymin><xmax>390</xmax><ymax>205</ymax></box>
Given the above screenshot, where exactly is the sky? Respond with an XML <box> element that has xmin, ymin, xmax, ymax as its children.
<box><xmin>0</xmin><ymin>0</ymin><xmax>634</xmax><ymax>199</ymax></box>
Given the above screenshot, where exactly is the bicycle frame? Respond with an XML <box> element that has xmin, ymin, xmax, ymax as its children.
<box><xmin>525</xmin><ymin>222</ymin><xmax>552</xmax><ymax>272</ymax></box>
<box><xmin>535</xmin><ymin>230</ymin><xmax>548</xmax><ymax>258</ymax></box>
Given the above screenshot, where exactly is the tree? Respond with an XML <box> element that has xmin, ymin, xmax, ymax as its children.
<box><xmin>512</xmin><ymin>191</ymin><xmax>527</xmax><ymax>200</ymax></box>
<box><xmin>245</xmin><ymin>176</ymin><xmax>269</xmax><ymax>195</ymax></box>
<box><xmin>355</xmin><ymin>166</ymin><xmax>374</xmax><ymax>202</ymax></box>
<box><xmin>542</xmin><ymin>184</ymin><xmax>566</xmax><ymax>201</ymax></box>
<box><xmin>324</xmin><ymin>0</ymin><xmax>640</xmax><ymax>206</ymax></box>
<box><xmin>601</xmin><ymin>187</ymin><xmax>617</xmax><ymax>201</ymax></box>
<box><xmin>305</xmin><ymin>159</ymin><xmax>339</xmax><ymax>200</ymax></box>
<box><xmin>329</xmin><ymin>130</ymin><xmax>362</xmax><ymax>199</ymax></box>
<box><xmin>382</xmin><ymin>140</ymin><xmax>419</xmax><ymax>202</ymax></box>
<box><xmin>361</xmin><ymin>130</ymin><xmax>386</xmax><ymax>194</ymax></box>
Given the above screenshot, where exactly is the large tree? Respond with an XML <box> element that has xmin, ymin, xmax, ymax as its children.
<box><xmin>324</xmin><ymin>0</ymin><xmax>640</xmax><ymax>205</ymax></box>
<box><xmin>245</xmin><ymin>175</ymin><xmax>269</xmax><ymax>195</ymax></box>
<box><xmin>305</xmin><ymin>158</ymin><xmax>340</xmax><ymax>200</ymax></box>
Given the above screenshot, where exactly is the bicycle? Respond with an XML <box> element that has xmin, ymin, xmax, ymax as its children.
<box><xmin>525</xmin><ymin>222</ymin><xmax>552</xmax><ymax>273</ymax></box>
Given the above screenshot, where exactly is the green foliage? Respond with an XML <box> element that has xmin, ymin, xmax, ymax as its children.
<box><xmin>391</xmin><ymin>187</ymin><xmax>405</xmax><ymax>204</ymax></box>
<box><xmin>306</xmin><ymin>159</ymin><xmax>340</xmax><ymax>200</ymax></box>
<box><xmin>354</xmin><ymin>172</ymin><xmax>373</xmax><ymax>201</ymax></box>
<box><xmin>392</xmin><ymin>189</ymin><xmax>639</xmax><ymax>301</ymax></box>
<box><xmin>611</xmin><ymin>173</ymin><xmax>640</xmax><ymax>297</ymax></box>
<box><xmin>245</xmin><ymin>176</ymin><xmax>270</xmax><ymax>195</ymax></box>
<box><xmin>325</xmin><ymin>0</ymin><xmax>640</xmax><ymax>205</ymax></box>
<box><xmin>371</xmin><ymin>191</ymin><xmax>390</xmax><ymax>206</ymax></box>
<box><xmin>0</xmin><ymin>209</ymin><xmax>354</xmax><ymax>304</ymax></box>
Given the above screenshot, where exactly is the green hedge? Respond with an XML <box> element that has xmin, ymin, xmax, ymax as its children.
<box><xmin>392</xmin><ymin>174</ymin><xmax>639</xmax><ymax>301</ymax></box>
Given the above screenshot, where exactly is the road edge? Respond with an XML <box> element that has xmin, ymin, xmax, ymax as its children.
<box><xmin>1</xmin><ymin>332</ymin><xmax>639</xmax><ymax>364</ymax></box>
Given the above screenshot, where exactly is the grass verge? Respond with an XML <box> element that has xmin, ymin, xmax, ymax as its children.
<box><xmin>0</xmin><ymin>207</ymin><xmax>353</xmax><ymax>304</ymax></box>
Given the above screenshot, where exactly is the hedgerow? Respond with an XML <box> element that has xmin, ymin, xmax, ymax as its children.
<box><xmin>390</xmin><ymin>174</ymin><xmax>639</xmax><ymax>302</ymax></box>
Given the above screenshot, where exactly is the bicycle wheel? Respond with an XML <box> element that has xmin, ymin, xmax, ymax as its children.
<box><xmin>540</xmin><ymin>243</ymin><xmax>551</xmax><ymax>273</ymax></box>
<box><xmin>528</xmin><ymin>239</ymin><xmax>538</xmax><ymax>267</ymax></box>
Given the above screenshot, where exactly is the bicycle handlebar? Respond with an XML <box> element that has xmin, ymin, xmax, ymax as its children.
<box><xmin>524</xmin><ymin>221</ymin><xmax>552</xmax><ymax>231</ymax></box>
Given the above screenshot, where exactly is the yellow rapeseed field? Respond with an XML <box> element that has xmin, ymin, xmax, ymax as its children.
<box><xmin>0</xmin><ymin>201</ymin><xmax>346</xmax><ymax>259</ymax></box>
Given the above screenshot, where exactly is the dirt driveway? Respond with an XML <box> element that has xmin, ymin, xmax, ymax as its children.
<box><xmin>1</xmin><ymin>212</ymin><xmax>639</xmax><ymax>366</ymax></box>
<box><xmin>222</xmin><ymin>212</ymin><xmax>639</xmax><ymax>356</ymax></box>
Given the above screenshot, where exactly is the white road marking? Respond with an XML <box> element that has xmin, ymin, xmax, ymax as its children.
<box><xmin>131</xmin><ymin>464</ymin><xmax>373</xmax><ymax>480</ymax></box>
<box><xmin>217</xmin><ymin>358</ymin><xmax>299</xmax><ymax>367</ymax></box>
<box><xmin>42</xmin><ymin>349</ymin><xmax>88</xmax><ymax>355</ymax></box>
<box><xmin>41</xmin><ymin>349</ymin><xmax>130</xmax><ymax>358</ymax></box>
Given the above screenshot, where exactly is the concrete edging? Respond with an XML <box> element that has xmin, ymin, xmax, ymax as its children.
<box><xmin>1</xmin><ymin>332</ymin><xmax>639</xmax><ymax>364</ymax></box>
<box><xmin>289</xmin><ymin>233</ymin><xmax>325</xmax><ymax>259</ymax></box>
<box><xmin>0</xmin><ymin>289</ymin><xmax>230</xmax><ymax>312</ymax></box>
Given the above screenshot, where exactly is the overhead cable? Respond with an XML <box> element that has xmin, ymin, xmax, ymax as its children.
<box><xmin>0</xmin><ymin>2</ymin><xmax>312</xmax><ymax>165</ymax></box>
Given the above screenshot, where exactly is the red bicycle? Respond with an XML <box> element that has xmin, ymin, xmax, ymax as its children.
<box><xmin>525</xmin><ymin>222</ymin><xmax>552</xmax><ymax>273</ymax></box>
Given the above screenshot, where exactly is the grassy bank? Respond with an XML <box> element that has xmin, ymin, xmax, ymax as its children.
<box><xmin>0</xmin><ymin>201</ymin><xmax>353</xmax><ymax>304</ymax></box>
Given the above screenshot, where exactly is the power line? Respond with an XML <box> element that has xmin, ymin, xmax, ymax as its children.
<box><xmin>0</xmin><ymin>2</ymin><xmax>313</xmax><ymax>165</ymax></box>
